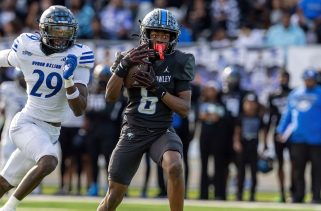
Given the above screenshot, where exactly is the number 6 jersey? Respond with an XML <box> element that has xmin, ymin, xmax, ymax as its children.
<box><xmin>7</xmin><ymin>33</ymin><xmax>94</xmax><ymax>122</ymax></box>
<box><xmin>124</xmin><ymin>50</ymin><xmax>195</xmax><ymax>129</ymax></box>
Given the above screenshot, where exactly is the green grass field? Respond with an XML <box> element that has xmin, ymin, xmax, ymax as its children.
<box><xmin>1</xmin><ymin>186</ymin><xmax>320</xmax><ymax>211</ymax></box>
<box><xmin>11</xmin><ymin>199</ymin><xmax>321</xmax><ymax>211</ymax></box>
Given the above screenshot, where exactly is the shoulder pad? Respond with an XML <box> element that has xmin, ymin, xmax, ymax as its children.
<box><xmin>69</xmin><ymin>43</ymin><xmax>95</xmax><ymax>69</ymax></box>
<box><xmin>12</xmin><ymin>33</ymin><xmax>42</xmax><ymax>55</ymax></box>
<box><xmin>173</xmin><ymin>50</ymin><xmax>195</xmax><ymax>81</ymax></box>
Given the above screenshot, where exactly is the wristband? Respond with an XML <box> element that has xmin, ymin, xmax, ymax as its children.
<box><xmin>154</xmin><ymin>85</ymin><xmax>167</xmax><ymax>99</ymax></box>
<box><xmin>66</xmin><ymin>88</ymin><xmax>80</xmax><ymax>100</ymax></box>
<box><xmin>64</xmin><ymin>79</ymin><xmax>74</xmax><ymax>88</ymax></box>
<box><xmin>114</xmin><ymin>62</ymin><xmax>128</xmax><ymax>78</ymax></box>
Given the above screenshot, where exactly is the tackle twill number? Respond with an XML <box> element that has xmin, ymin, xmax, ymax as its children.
<box><xmin>138</xmin><ymin>88</ymin><xmax>158</xmax><ymax>114</ymax></box>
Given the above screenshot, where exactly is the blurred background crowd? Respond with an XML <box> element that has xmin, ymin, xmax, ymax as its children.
<box><xmin>1</xmin><ymin>0</ymin><xmax>321</xmax><ymax>205</ymax></box>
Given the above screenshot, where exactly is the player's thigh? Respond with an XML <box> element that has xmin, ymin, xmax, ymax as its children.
<box><xmin>0</xmin><ymin>139</ymin><xmax>16</xmax><ymax>169</ymax></box>
<box><xmin>9</xmin><ymin>113</ymin><xmax>60</xmax><ymax>162</ymax></box>
<box><xmin>108</xmin><ymin>124</ymin><xmax>149</xmax><ymax>185</ymax></box>
<box><xmin>149</xmin><ymin>128</ymin><xmax>183</xmax><ymax>165</ymax></box>
<box><xmin>0</xmin><ymin>149</ymin><xmax>35</xmax><ymax>186</ymax></box>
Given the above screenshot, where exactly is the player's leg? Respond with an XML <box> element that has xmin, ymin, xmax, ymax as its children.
<box><xmin>14</xmin><ymin>155</ymin><xmax>58</xmax><ymax>199</ymax></box>
<box><xmin>0</xmin><ymin>138</ymin><xmax>16</xmax><ymax>169</ymax></box>
<box><xmin>236</xmin><ymin>149</ymin><xmax>246</xmax><ymax>201</ymax></box>
<box><xmin>162</xmin><ymin>151</ymin><xmax>184</xmax><ymax>211</ymax></box>
<box><xmin>97</xmin><ymin>124</ymin><xmax>147</xmax><ymax>211</ymax></box>
<box><xmin>150</xmin><ymin>129</ymin><xmax>184</xmax><ymax>211</ymax></box>
<box><xmin>97</xmin><ymin>181</ymin><xmax>128</xmax><ymax>211</ymax></box>
<box><xmin>274</xmin><ymin>138</ymin><xmax>286</xmax><ymax>202</ymax></box>
<box><xmin>1</xmin><ymin>113</ymin><xmax>60</xmax><ymax>210</ymax></box>
<box><xmin>0</xmin><ymin>148</ymin><xmax>35</xmax><ymax>198</ymax></box>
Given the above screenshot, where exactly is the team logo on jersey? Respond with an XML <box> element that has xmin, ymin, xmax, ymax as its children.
<box><xmin>126</xmin><ymin>132</ymin><xmax>135</xmax><ymax>141</ymax></box>
<box><xmin>164</xmin><ymin>66</ymin><xmax>169</xmax><ymax>73</ymax></box>
<box><xmin>22</xmin><ymin>50</ymin><xmax>32</xmax><ymax>56</ymax></box>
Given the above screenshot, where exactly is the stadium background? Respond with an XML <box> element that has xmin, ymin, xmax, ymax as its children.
<box><xmin>1</xmin><ymin>0</ymin><xmax>321</xmax><ymax>210</ymax></box>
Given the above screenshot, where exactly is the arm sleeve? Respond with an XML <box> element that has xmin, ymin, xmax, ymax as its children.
<box><xmin>73</xmin><ymin>67</ymin><xmax>90</xmax><ymax>86</ymax></box>
<box><xmin>174</xmin><ymin>53</ymin><xmax>195</xmax><ymax>93</ymax></box>
<box><xmin>7</xmin><ymin>35</ymin><xmax>25</xmax><ymax>68</ymax></box>
<box><xmin>179</xmin><ymin>54</ymin><xmax>195</xmax><ymax>81</ymax></box>
<box><xmin>175</xmin><ymin>80</ymin><xmax>191</xmax><ymax>94</ymax></box>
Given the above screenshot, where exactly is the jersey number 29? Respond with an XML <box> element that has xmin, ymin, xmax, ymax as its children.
<box><xmin>30</xmin><ymin>69</ymin><xmax>63</xmax><ymax>98</ymax></box>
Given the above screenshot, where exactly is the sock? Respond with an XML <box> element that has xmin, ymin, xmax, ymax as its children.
<box><xmin>2</xmin><ymin>195</ymin><xmax>20</xmax><ymax>209</ymax></box>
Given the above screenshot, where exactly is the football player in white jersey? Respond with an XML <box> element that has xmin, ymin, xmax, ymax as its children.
<box><xmin>0</xmin><ymin>69</ymin><xmax>27</xmax><ymax>169</ymax></box>
<box><xmin>0</xmin><ymin>5</ymin><xmax>94</xmax><ymax>211</ymax></box>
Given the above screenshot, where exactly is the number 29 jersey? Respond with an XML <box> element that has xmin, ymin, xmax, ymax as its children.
<box><xmin>124</xmin><ymin>50</ymin><xmax>195</xmax><ymax>129</ymax></box>
<box><xmin>7</xmin><ymin>33</ymin><xmax>94</xmax><ymax>123</ymax></box>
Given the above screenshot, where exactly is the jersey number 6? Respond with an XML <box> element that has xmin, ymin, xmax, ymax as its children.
<box><xmin>138</xmin><ymin>88</ymin><xmax>158</xmax><ymax>115</ymax></box>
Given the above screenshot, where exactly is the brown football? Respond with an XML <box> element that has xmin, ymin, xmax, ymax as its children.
<box><xmin>124</xmin><ymin>64</ymin><xmax>148</xmax><ymax>88</ymax></box>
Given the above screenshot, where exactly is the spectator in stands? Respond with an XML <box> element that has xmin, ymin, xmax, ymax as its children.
<box><xmin>297</xmin><ymin>0</ymin><xmax>321</xmax><ymax>43</ymax></box>
<box><xmin>68</xmin><ymin>0</ymin><xmax>95</xmax><ymax>39</ymax></box>
<box><xmin>211</xmin><ymin>0</ymin><xmax>240</xmax><ymax>38</ymax></box>
<box><xmin>277</xmin><ymin>68</ymin><xmax>321</xmax><ymax>203</ymax></box>
<box><xmin>185</xmin><ymin>0</ymin><xmax>211</xmax><ymax>41</ymax></box>
<box><xmin>0</xmin><ymin>0</ymin><xmax>19</xmax><ymax>36</ymax></box>
<box><xmin>233</xmin><ymin>92</ymin><xmax>267</xmax><ymax>201</ymax></box>
<box><xmin>2</xmin><ymin>19</ymin><xmax>23</xmax><ymax>37</ymax></box>
<box><xmin>209</xmin><ymin>27</ymin><xmax>232</xmax><ymax>48</ymax></box>
<box><xmin>234</xmin><ymin>22</ymin><xmax>265</xmax><ymax>48</ymax></box>
<box><xmin>91</xmin><ymin>15</ymin><xmax>104</xmax><ymax>39</ymax></box>
<box><xmin>266</xmin><ymin>10</ymin><xmax>306</xmax><ymax>47</ymax></box>
<box><xmin>25</xmin><ymin>0</ymin><xmax>55</xmax><ymax>31</ymax></box>
<box><xmin>99</xmin><ymin>0</ymin><xmax>133</xmax><ymax>40</ymax></box>
<box><xmin>238</xmin><ymin>0</ymin><xmax>270</xmax><ymax>29</ymax></box>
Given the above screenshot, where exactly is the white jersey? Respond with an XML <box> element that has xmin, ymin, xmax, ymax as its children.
<box><xmin>0</xmin><ymin>81</ymin><xmax>27</xmax><ymax>142</ymax></box>
<box><xmin>7</xmin><ymin>33</ymin><xmax>93</xmax><ymax>122</ymax></box>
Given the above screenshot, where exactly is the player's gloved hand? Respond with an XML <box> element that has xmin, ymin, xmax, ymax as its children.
<box><xmin>110</xmin><ymin>51</ymin><xmax>125</xmax><ymax>73</ymax></box>
<box><xmin>63</xmin><ymin>54</ymin><xmax>78</xmax><ymax>80</ymax></box>
<box><xmin>133</xmin><ymin>66</ymin><xmax>167</xmax><ymax>99</ymax></box>
<box><xmin>114</xmin><ymin>44</ymin><xmax>155</xmax><ymax>78</ymax></box>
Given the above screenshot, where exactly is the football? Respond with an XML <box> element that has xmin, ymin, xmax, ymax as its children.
<box><xmin>124</xmin><ymin>64</ymin><xmax>148</xmax><ymax>88</ymax></box>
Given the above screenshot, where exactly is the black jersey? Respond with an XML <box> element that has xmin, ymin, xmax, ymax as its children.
<box><xmin>124</xmin><ymin>50</ymin><xmax>195</xmax><ymax>128</ymax></box>
<box><xmin>268</xmin><ymin>87</ymin><xmax>291</xmax><ymax>127</ymax></box>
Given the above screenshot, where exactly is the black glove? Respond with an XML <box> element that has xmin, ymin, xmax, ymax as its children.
<box><xmin>133</xmin><ymin>66</ymin><xmax>167</xmax><ymax>99</ymax></box>
<box><xmin>114</xmin><ymin>44</ymin><xmax>155</xmax><ymax>78</ymax></box>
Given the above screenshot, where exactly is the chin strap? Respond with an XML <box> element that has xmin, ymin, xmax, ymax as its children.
<box><xmin>0</xmin><ymin>49</ymin><xmax>11</xmax><ymax>67</ymax></box>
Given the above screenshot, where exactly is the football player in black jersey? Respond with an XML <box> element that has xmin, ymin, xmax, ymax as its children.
<box><xmin>267</xmin><ymin>70</ymin><xmax>293</xmax><ymax>202</ymax></box>
<box><xmin>98</xmin><ymin>8</ymin><xmax>195</xmax><ymax>211</ymax></box>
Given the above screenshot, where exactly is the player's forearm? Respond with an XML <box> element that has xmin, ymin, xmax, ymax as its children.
<box><xmin>162</xmin><ymin>93</ymin><xmax>191</xmax><ymax>118</ymax></box>
<box><xmin>66</xmin><ymin>85</ymin><xmax>87</xmax><ymax>116</ymax></box>
<box><xmin>0</xmin><ymin>49</ymin><xmax>12</xmax><ymax>67</ymax></box>
<box><xmin>68</xmin><ymin>96</ymin><xmax>86</xmax><ymax>116</ymax></box>
<box><xmin>105</xmin><ymin>74</ymin><xmax>123</xmax><ymax>102</ymax></box>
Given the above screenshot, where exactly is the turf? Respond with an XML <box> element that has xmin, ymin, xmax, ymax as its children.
<box><xmin>12</xmin><ymin>201</ymin><xmax>316</xmax><ymax>211</ymax></box>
